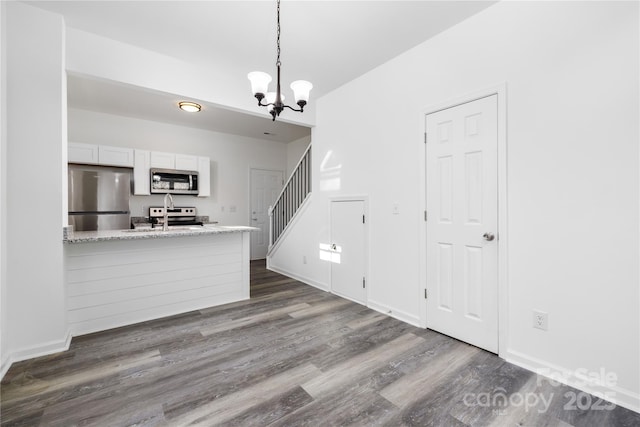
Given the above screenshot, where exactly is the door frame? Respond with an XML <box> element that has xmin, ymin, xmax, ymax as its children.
<box><xmin>329</xmin><ymin>195</ymin><xmax>370</xmax><ymax>306</ymax></box>
<box><xmin>418</xmin><ymin>83</ymin><xmax>508</xmax><ymax>357</ymax></box>
<box><xmin>248</xmin><ymin>167</ymin><xmax>284</xmax><ymax>260</ymax></box>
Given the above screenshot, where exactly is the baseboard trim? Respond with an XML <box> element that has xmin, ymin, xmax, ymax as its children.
<box><xmin>10</xmin><ymin>330</ymin><xmax>73</xmax><ymax>364</ymax></box>
<box><xmin>267</xmin><ymin>264</ymin><xmax>422</xmax><ymax>328</ymax></box>
<box><xmin>1</xmin><ymin>329</ymin><xmax>72</xmax><ymax>381</ymax></box>
<box><xmin>266</xmin><ymin>263</ymin><xmax>329</xmax><ymax>292</ymax></box>
<box><xmin>367</xmin><ymin>299</ymin><xmax>421</xmax><ymax>328</ymax></box>
<box><xmin>0</xmin><ymin>353</ymin><xmax>13</xmax><ymax>380</ymax></box>
<box><xmin>506</xmin><ymin>349</ymin><xmax>640</xmax><ymax>414</ymax></box>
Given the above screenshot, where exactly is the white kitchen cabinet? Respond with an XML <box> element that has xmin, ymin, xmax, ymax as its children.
<box><xmin>68</xmin><ymin>142</ymin><xmax>99</xmax><ymax>164</ymax></box>
<box><xmin>197</xmin><ymin>156</ymin><xmax>211</xmax><ymax>197</ymax></box>
<box><xmin>98</xmin><ymin>146</ymin><xmax>134</xmax><ymax>167</ymax></box>
<box><xmin>150</xmin><ymin>151</ymin><xmax>175</xmax><ymax>169</ymax></box>
<box><xmin>133</xmin><ymin>149</ymin><xmax>151</xmax><ymax>195</ymax></box>
<box><xmin>175</xmin><ymin>154</ymin><xmax>199</xmax><ymax>171</ymax></box>
<box><xmin>69</xmin><ymin>143</ymin><xmax>134</xmax><ymax>168</ymax></box>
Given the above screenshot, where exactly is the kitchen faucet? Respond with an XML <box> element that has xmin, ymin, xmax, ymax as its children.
<box><xmin>163</xmin><ymin>193</ymin><xmax>175</xmax><ymax>231</ymax></box>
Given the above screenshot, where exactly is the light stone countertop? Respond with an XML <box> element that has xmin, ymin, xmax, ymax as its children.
<box><xmin>63</xmin><ymin>225</ymin><xmax>258</xmax><ymax>244</ymax></box>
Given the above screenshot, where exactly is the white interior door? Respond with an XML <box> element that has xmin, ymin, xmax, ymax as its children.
<box><xmin>250</xmin><ymin>169</ymin><xmax>283</xmax><ymax>260</ymax></box>
<box><xmin>425</xmin><ymin>95</ymin><xmax>498</xmax><ymax>353</ymax></box>
<box><xmin>330</xmin><ymin>200</ymin><xmax>366</xmax><ymax>305</ymax></box>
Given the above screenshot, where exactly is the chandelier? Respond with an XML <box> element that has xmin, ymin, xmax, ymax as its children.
<box><xmin>247</xmin><ymin>0</ymin><xmax>312</xmax><ymax>121</ymax></box>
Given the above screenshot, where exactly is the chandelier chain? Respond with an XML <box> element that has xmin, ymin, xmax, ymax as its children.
<box><xmin>276</xmin><ymin>0</ymin><xmax>281</xmax><ymax>67</ymax></box>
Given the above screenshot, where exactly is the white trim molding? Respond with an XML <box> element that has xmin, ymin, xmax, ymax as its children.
<box><xmin>267</xmin><ymin>262</ymin><xmax>329</xmax><ymax>292</ymax></box>
<box><xmin>1</xmin><ymin>328</ymin><xmax>72</xmax><ymax>379</ymax></box>
<box><xmin>368</xmin><ymin>299</ymin><xmax>421</xmax><ymax>328</ymax></box>
<box><xmin>0</xmin><ymin>353</ymin><xmax>11</xmax><ymax>380</ymax></box>
<box><xmin>506</xmin><ymin>349</ymin><xmax>640</xmax><ymax>414</ymax></box>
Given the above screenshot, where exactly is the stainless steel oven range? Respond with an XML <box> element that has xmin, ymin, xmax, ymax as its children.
<box><xmin>149</xmin><ymin>206</ymin><xmax>203</xmax><ymax>228</ymax></box>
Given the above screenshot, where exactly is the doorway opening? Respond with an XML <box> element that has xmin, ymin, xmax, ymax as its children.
<box><xmin>250</xmin><ymin>168</ymin><xmax>283</xmax><ymax>260</ymax></box>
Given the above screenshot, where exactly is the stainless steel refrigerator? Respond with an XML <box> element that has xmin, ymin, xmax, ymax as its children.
<box><xmin>68</xmin><ymin>164</ymin><xmax>131</xmax><ymax>231</ymax></box>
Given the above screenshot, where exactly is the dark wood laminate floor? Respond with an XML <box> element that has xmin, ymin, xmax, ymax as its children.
<box><xmin>1</xmin><ymin>261</ymin><xmax>639</xmax><ymax>426</ymax></box>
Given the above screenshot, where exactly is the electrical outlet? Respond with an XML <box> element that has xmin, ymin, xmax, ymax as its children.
<box><xmin>392</xmin><ymin>202</ymin><xmax>400</xmax><ymax>215</ymax></box>
<box><xmin>533</xmin><ymin>310</ymin><xmax>548</xmax><ymax>331</ymax></box>
<box><xmin>303</xmin><ymin>255</ymin><xmax>307</xmax><ymax>264</ymax></box>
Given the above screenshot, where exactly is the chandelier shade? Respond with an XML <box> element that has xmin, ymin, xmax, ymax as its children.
<box><xmin>290</xmin><ymin>80</ymin><xmax>313</xmax><ymax>104</ymax></box>
<box><xmin>247</xmin><ymin>0</ymin><xmax>312</xmax><ymax>121</ymax></box>
<box><xmin>247</xmin><ymin>72</ymin><xmax>272</xmax><ymax>98</ymax></box>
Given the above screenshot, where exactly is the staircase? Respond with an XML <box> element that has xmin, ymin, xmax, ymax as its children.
<box><xmin>269</xmin><ymin>145</ymin><xmax>311</xmax><ymax>249</ymax></box>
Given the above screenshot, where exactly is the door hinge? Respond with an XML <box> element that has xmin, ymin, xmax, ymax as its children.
<box><xmin>424</xmin><ymin>289</ymin><xmax>428</xmax><ymax>299</ymax></box>
<box><xmin>362</xmin><ymin>214</ymin><xmax>365</xmax><ymax>224</ymax></box>
<box><xmin>363</xmin><ymin>277</ymin><xmax>366</xmax><ymax>288</ymax></box>
<box><xmin>424</xmin><ymin>210</ymin><xmax>428</xmax><ymax>222</ymax></box>
<box><xmin>424</xmin><ymin>132</ymin><xmax>427</xmax><ymax>144</ymax></box>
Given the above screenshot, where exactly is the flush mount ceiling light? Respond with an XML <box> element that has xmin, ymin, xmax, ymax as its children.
<box><xmin>247</xmin><ymin>0</ymin><xmax>312</xmax><ymax>121</ymax></box>
<box><xmin>178</xmin><ymin>101</ymin><xmax>201</xmax><ymax>113</ymax></box>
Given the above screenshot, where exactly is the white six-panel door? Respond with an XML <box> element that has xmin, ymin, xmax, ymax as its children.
<box><xmin>330</xmin><ymin>200</ymin><xmax>367</xmax><ymax>305</ymax></box>
<box><xmin>250</xmin><ymin>169</ymin><xmax>283</xmax><ymax>260</ymax></box>
<box><xmin>425</xmin><ymin>95</ymin><xmax>498</xmax><ymax>353</ymax></box>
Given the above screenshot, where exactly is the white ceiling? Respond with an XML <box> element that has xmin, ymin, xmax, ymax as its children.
<box><xmin>67</xmin><ymin>74</ymin><xmax>313</xmax><ymax>143</ymax></box>
<box><xmin>28</xmin><ymin>0</ymin><xmax>496</xmax><ymax>143</ymax></box>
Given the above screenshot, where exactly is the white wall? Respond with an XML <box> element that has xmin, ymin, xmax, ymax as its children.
<box><xmin>0</xmin><ymin>0</ymin><xmax>7</xmax><ymax>376</ymax></box>
<box><xmin>4</xmin><ymin>2</ymin><xmax>68</xmax><ymax>367</ymax></box>
<box><xmin>68</xmin><ymin>108</ymin><xmax>287</xmax><ymax>225</ymax></box>
<box><xmin>65</xmin><ymin>28</ymin><xmax>316</xmax><ymax>128</ymax></box>
<box><xmin>286</xmin><ymin>135</ymin><xmax>311</xmax><ymax>177</ymax></box>
<box><xmin>270</xmin><ymin>1</ymin><xmax>640</xmax><ymax>411</ymax></box>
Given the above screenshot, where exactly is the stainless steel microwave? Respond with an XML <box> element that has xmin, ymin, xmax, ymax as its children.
<box><xmin>150</xmin><ymin>168</ymin><xmax>199</xmax><ymax>195</ymax></box>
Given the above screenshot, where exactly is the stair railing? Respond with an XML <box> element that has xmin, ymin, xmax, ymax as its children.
<box><xmin>269</xmin><ymin>144</ymin><xmax>311</xmax><ymax>248</ymax></box>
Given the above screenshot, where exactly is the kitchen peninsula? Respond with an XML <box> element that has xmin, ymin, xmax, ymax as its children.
<box><xmin>63</xmin><ymin>225</ymin><xmax>257</xmax><ymax>336</ymax></box>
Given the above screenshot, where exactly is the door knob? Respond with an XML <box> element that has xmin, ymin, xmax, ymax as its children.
<box><xmin>252</xmin><ymin>218</ymin><xmax>258</xmax><ymax>221</ymax></box>
<box><xmin>483</xmin><ymin>232</ymin><xmax>495</xmax><ymax>241</ymax></box>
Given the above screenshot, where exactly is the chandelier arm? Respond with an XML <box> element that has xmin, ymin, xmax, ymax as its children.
<box><xmin>257</xmin><ymin>98</ymin><xmax>276</xmax><ymax>108</ymax></box>
<box><xmin>282</xmin><ymin>104</ymin><xmax>304</xmax><ymax>113</ymax></box>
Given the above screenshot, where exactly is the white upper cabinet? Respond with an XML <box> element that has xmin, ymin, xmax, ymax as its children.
<box><xmin>98</xmin><ymin>146</ymin><xmax>134</xmax><ymax>167</ymax></box>
<box><xmin>175</xmin><ymin>154</ymin><xmax>199</xmax><ymax>171</ymax></box>
<box><xmin>68</xmin><ymin>142</ymin><xmax>99</xmax><ymax>164</ymax></box>
<box><xmin>197</xmin><ymin>156</ymin><xmax>211</xmax><ymax>198</ymax></box>
<box><xmin>133</xmin><ymin>150</ymin><xmax>151</xmax><ymax>195</ymax></box>
<box><xmin>70</xmin><ymin>143</ymin><xmax>211</xmax><ymax>197</ymax></box>
<box><xmin>150</xmin><ymin>151</ymin><xmax>175</xmax><ymax>169</ymax></box>
<box><xmin>69</xmin><ymin>143</ymin><xmax>133</xmax><ymax>167</ymax></box>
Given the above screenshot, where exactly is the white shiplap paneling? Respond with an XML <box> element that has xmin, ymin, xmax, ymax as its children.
<box><xmin>65</xmin><ymin>233</ymin><xmax>250</xmax><ymax>335</ymax></box>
